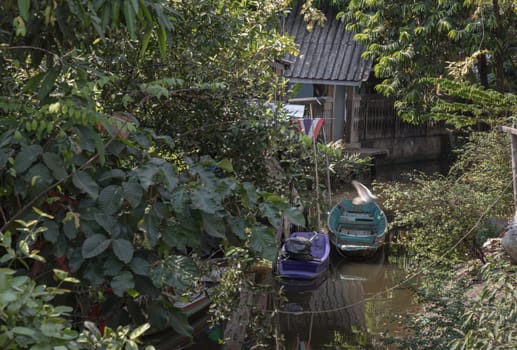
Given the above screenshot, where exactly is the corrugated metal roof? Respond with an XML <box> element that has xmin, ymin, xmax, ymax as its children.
<box><xmin>282</xmin><ymin>8</ymin><xmax>372</xmax><ymax>86</ymax></box>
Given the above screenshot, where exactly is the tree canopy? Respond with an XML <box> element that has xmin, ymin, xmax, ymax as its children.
<box><xmin>320</xmin><ymin>0</ymin><xmax>517</xmax><ymax>126</ymax></box>
<box><xmin>0</xmin><ymin>0</ymin><xmax>310</xmax><ymax>340</ymax></box>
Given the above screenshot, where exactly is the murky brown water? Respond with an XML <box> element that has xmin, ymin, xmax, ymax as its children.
<box><xmin>271</xmin><ymin>244</ymin><xmax>416</xmax><ymax>349</ymax></box>
<box><xmin>175</xmin><ymin>242</ymin><xmax>417</xmax><ymax>350</ymax></box>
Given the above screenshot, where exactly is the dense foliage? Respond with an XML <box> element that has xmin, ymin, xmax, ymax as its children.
<box><xmin>0</xmin><ymin>0</ymin><xmax>318</xmax><ymax>345</ymax></box>
<box><xmin>306</xmin><ymin>0</ymin><xmax>517</xmax><ymax>125</ymax></box>
<box><xmin>377</xmin><ymin>130</ymin><xmax>513</xmax><ymax>266</ymax></box>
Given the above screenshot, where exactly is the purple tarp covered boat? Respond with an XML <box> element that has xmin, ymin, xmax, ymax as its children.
<box><xmin>278</xmin><ymin>231</ymin><xmax>330</xmax><ymax>280</ymax></box>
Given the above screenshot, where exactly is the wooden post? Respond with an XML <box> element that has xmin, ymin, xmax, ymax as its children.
<box><xmin>497</xmin><ymin>125</ymin><xmax>517</xmax><ymax>217</ymax></box>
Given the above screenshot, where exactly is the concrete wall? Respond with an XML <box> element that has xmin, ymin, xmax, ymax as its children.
<box><xmin>361</xmin><ymin>133</ymin><xmax>451</xmax><ymax>166</ymax></box>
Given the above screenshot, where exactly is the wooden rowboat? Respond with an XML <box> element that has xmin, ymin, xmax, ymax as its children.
<box><xmin>327</xmin><ymin>200</ymin><xmax>387</xmax><ymax>257</ymax></box>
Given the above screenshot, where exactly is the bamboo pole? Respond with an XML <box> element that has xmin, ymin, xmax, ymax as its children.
<box><xmin>310</xmin><ymin>104</ymin><xmax>321</xmax><ymax>229</ymax></box>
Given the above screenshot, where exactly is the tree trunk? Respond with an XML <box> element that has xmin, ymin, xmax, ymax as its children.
<box><xmin>477</xmin><ymin>53</ymin><xmax>488</xmax><ymax>88</ymax></box>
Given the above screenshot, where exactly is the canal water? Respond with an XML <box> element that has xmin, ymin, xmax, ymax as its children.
<box><xmin>173</xmin><ymin>160</ymin><xmax>446</xmax><ymax>349</ymax></box>
<box><xmin>272</xmin><ymin>244</ymin><xmax>417</xmax><ymax>349</ymax></box>
<box><xmin>181</xmin><ymin>243</ymin><xmax>417</xmax><ymax>350</ymax></box>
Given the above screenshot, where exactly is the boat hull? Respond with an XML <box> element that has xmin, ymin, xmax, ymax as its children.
<box><xmin>327</xmin><ymin>200</ymin><xmax>387</xmax><ymax>257</ymax></box>
<box><xmin>278</xmin><ymin>232</ymin><xmax>330</xmax><ymax>280</ymax></box>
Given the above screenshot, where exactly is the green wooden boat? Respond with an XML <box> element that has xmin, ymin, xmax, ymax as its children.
<box><xmin>327</xmin><ymin>200</ymin><xmax>388</xmax><ymax>257</ymax></box>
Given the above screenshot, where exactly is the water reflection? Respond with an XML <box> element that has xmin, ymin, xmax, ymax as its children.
<box><xmin>273</xmin><ymin>244</ymin><xmax>415</xmax><ymax>349</ymax></box>
<box><xmin>173</xmin><ymin>243</ymin><xmax>415</xmax><ymax>350</ymax></box>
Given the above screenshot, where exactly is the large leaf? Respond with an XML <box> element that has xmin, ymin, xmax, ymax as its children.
<box><xmin>112</xmin><ymin>239</ymin><xmax>134</xmax><ymax>264</ymax></box>
<box><xmin>129</xmin><ymin>256</ymin><xmax>151</xmax><ymax>276</ymax></box>
<box><xmin>284</xmin><ymin>206</ymin><xmax>306</xmax><ymax>228</ymax></box>
<box><xmin>82</xmin><ymin>234</ymin><xmax>111</xmax><ymax>258</ymax></box>
<box><xmin>142</xmin><ymin>210</ymin><xmax>162</xmax><ymax>246</ymax></box>
<box><xmin>43</xmin><ymin>220</ymin><xmax>59</xmax><ymax>243</ymax></box>
<box><xmin>169</xmin><ymin>187</ymin><xmax>189</xmax><ymax>214</ymax></box>
<box><xmin>162</xmin><ymin>221</ymin><xmax>195</xmax><ymax>251</ymax></box>
<box><xmin>201</xmin><ymin>212</ymin><xmax>226</xmax><ymax>239</ymax></box>
<box><xmin>94</xmin><ymin>213</ymin><xmax>120</xmax><ymax>237</ymax></box>
<box><xmin>110</xmin><ymin>271</ymin><xmax>134</xmax><ymax>296</ymax></box>
<box><xmin>98</xmin><ymin>169</ymin><xmax>126</xmax><ymax>183</ymax></box>
<box><xmin>98</xmin><ymin>185</ymin><xmax>123</xmax><ymax>215</ymax></box>
<box><xmin>73</xmin><ymin>171</ymin><xmax>99</xmax><ymax>199</ymax></box>
<box><xmin>122</xmin><ymin>180</ymin><xmax>143</xmax><ymax>208</ymax></box>
<box><xmin>42</xmin><ymin>152</ymin><xmax>67</xmax><ymax>180</ymax></box>
<box><xmin>63</xmin><ymin>218</ymin><xmax>78</xmax><ymax>239</ymax></box>
<box><xmin>258</xmin><ymin>202</ymin><xmax>281</xmax><ymax>229</ymax></box>
<box><xmin>190</xmin><ymin>188</ymin><xmax>218</xmax><ymax>214</ymax></box>
<box><xmin>23</xmin><ymin>163</ymin><xmax>53</xmax><ymax>194</ymax></box>
<box><xmin>160</xmin><ymin>163</ymin><xmax>178</xmax><ymax>190</ymax></box>
<box><xmin>227</xmin><ymin>216</ymin><xmax>247</xmax><ymax>240</ymax></box>
<box><xmin>134</xmin><ymin>165</ymin><xmax>160</xmax><ymax>190</ymax></box>
<box><xmin>14</xmin><ymin>144</ymin><xmax>42</xmax><ymax>173</ymax></box>
<box><xmin>241</xmin><ymin>182</ymin><xmax>258</xmax><ymax>209</ymax></box>
<box><xmin>249</xmin><ymin>225</ymin><xmax>276</xmax><ymax>261</ymax></box>
<box><xmin>38</xmin><ymin>69</ymin><xmax>60</xmax><ymax>100</ymax></box>
<box><xmin>103</xmin><ymin>257</ymin><xmax>124</xmax><ymax>276</ymax></box>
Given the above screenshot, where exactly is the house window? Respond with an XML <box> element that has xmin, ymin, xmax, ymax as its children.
<box><xmin>313</xmin><ymin>84</ymin><xmax>328</xmax><ymax>97</ymax></box>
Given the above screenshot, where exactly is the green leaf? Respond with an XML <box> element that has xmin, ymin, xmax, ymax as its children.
<box><xmin>284</xmin><ymin>207</ymin><xmax>306</xmax><ymax>228</ymax></box>
<box><xmin>82</xmin><ymin>234</ymin><xmax>111</xmax><ymax>258</ymax></box>
<box><xmin>43</xmin><ymin>220</ymin><xmax>59</xmax><ymax>243</ymax></box>
<box><xmin>12</xmin><ymin>326</ymin><xmax>36</xmax><ymax>338</ymax></box>
<box><xmin>73</xmin><ymin>171</ymin><xmax>99</xmax><ymax>199</ymax></box>
<box><xmin>202</xmin><ymin>212</ymin><xmax>226</xmax><ymax>239</ymax></box>
<box><xmin>249</xmin><ymin>225</ymin><xmax>276</xmax><ymax>261</ymax></box>
<box><xmin>129</xmin><ymin>323</ymin><xmax>151</xmax><ymax>340</ymax></box>
<box><xmin>241</xmin><ymin>182</ymin><xmax>258</xmax><ymax>208</ymax></box>
<box><xmin>98</xmin><ymin>185</ymin><xmax>123</xmax><ymax>215</ymax></box>
<box><xmin>103</xmin><ymin>257</ymin><xmax>123</xmax><ymax>277</ymax></box>
<box><xmin>122</xmin><ymin>180</ymin><xmax>143</xmax><ymax>208</ymax></box>
<box><xmin>191</xmin><ymin>188</ymin><xmax>218</xmax><ymax>214</ymax></box>
<box><xmin>63</xmin><ymin>219</ymin><xmax>78</xmax><ymax>239</ymax></box>
<box><xmin>14</xmin><ymin>144</ymin><xmax>42</xmax><ymax>173</ymax></box>
<box><xmin>42</xmin><ymin>152</ymin><xmax>67</xmax><ymax>180</ymax></box>
<box><xmin>157</xmin><ymin>23</ymin><xmax>167</xmax><ymax>58</ymax></box>
<box><xmin>111</xmin><ymin>271</ymin><xmax>134</xmax><ymax>296</ymax></box>
<box><xmin>134</xmin><ymin>165</ymin><xmax>160</xmax><ymax>190</ymax></box>
<box><xmin>169</xmin><ymin>309</ymin><xmax>193</xmax><ymax>337</ymax></box>
<box><xmin>123</xmin><ymin>0</ymin><xmax>137</xmax><ymax>40</ymax></box>
<box><xmin>129</xmin><ymin>257</ymin><xmax>151</xmax><ymax>276</ymax></box>
<box><xmin>17</xmin><ymin>0</ymin><xmax>30</xmax><ymax>22</ymax></box>
<box><xmin>216</xmin><ymin>159</ymin><xmax>233</xmax><ymax>173</ymax></box>
<box><xmin>112</xmin><ymin>239</ymin><xmax>134</xmax><ymax>264</ymax></box>
<box><xmin>143</xmin><ymin>210</ymin><xmax>162</xmax><ymax>246</ymax></box>
<box><xmin>160</xmin><ymin>163</ymin><xmax>178</xmax><ymax>190</ymax></box>
<box><xmin>227</xmin><ymin>216</ymin><xmax>247</xmax><ymax>240</ymax></box>
<box><xmin>38</xmin><ymin>69</ymin><xmax>60</xmax><ymax>100</ymax></box>
<box><xmin>94</xmin><ymin>213</ymin><xmax>120</xmax><ymax>237</ymax></box>
<box><xmin>162</xmin><ymin>221</ymin><xmax>196</xmax><ymax>251</ymax></box>
<box><xmin>98</xmin><ymin>169</ymin><xmax>126</xmax><ymax>182</ymax></box>
<box><xmin>259</xmin><ymin>202</ymin><xmax>281</xmax><ymax>228</ymax></box>
<box><xmin>140</xmin><ymin>28</ymin><xmax>153</xmax><ymax>57</ymax></box>
<box><xmin>170</xmin><ymin>187</ymin><xmax>189</xmax><ymax>214</ymax></box>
